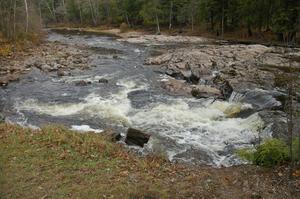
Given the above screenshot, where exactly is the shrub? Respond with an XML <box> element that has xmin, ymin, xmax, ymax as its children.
<box><xmin>254</xmin><ymin>139</ymin><xmax>289</xmax><ymax>167</ymax></box>
<box><xmin>237</xmin><ymin>139</ymin><xmax>289</xmax><ymax>167</ymax></box>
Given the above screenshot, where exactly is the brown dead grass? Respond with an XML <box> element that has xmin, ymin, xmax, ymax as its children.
<box><xmin>0</xmin><ymin>123</ymin><xmax>299</xmax><ymax>199</ymax></box>
<box><xmin>0</xmin><ymin>33</ymin><xmax>43</xmax><ymax>57</ymax></box>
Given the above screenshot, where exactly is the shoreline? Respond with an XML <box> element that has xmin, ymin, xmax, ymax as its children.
<box><xmin>0</xmin><ymin>123</ymin><xmax>299</xmax><ymax>198</ymax></box>
<box><xmin>49</xmin><ymin>26</ymin><xmax>300</xmax><ymax>48</ymax></box>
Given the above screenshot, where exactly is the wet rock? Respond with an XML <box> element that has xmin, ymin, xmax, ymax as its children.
<box><xmin>145</xmin><ymin>44</ymin><xmax>299</xmax><ymax>93</ymax></box>
<box><xmin>0</xmin><ymin>77</ymin><xmax>9</xmax><ymax>86</ymax></box>
<box><xmin>219</xmin><ymin>80</ymin><xmax>233</xmax><ymax>99</ymax></box>
<box><xmin>98</xmin><ymin>78</ymin><xmax>109</xmax><ymax>84</ymax></box>
<box><xmin>213</xmin><ymin>75</ymin><xmax>233</xmax><ymax>99</ymax></box>
<box><xmin>75</xmin><ymin>80</ymin><xmax>91</xmax><ymax>86</ymax></box>
<box><xmin>258</xmin><ymin>110</ymin><xmax>290</xmax><ymax>141</ymax></box>
<box><xmin>239</xmin><ymin>89</ymin><xmax>283</xmax><ymax>111</ymax></box>
<box><xmin>40</xmin><ymin>64</ymin><xmax>52</xmax><ymax>72</ymax></box>
<box><xmin>161</xmin><ymin>78</ymin><xmax>190</xmax><ymax>95</ymax></box>
<box><xmin>102</xmin><ymin>130</ymin><xmax>122</xmax><ymax>142</ymax></box>
<box><xmin>125</xmin><ymin>128</ymin><xmax>150</xmax><ymax>147</ymax></box>
<box><xmin>57</xmin><ymin>69</ymin><xmax>71</xmax><ymax>77</ymax></box>
<box><xmin>33</xmin><ymin>60</ymin><xmax>43</xmax><ymax>68</ymax></box>
<box><xmin>191</xmin><ymin>85</ymin><xmax>222</xmax><ymax>99</ymax></box>
<box><xmin>173</xmin><ymin>148</ymin><xmax>213</xmax><ymax>165</ymax></box>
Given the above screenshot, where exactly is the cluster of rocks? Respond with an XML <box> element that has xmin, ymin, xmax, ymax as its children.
<box><xmin>146</xmin><ymin>44</ymin><xmax>300</xmax><ymax>99</ymax></box>
<box><xmin>103</xmin><ymin>127</ymin><xmax>151</xmax><ymax>148</ymax></box>
<box><xmin>145</xmin><ymin>40</ymin><xmax>300</xmax><ymax>141</ymax></box>
<box><xmin>119</xmin><ymin>35</ymin><xmax>212</xmax><ymax>45</ymax></box>
<box><xmin>0</xmin><ymin>42</ymin><xmax>92</xmax><ymax>86</ymax></box>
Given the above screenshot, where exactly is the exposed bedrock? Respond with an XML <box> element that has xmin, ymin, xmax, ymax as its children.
<box><xmin>146</xmin><ymin>44</ymin><xmax>300</xmax><ymax>101</ymax></box>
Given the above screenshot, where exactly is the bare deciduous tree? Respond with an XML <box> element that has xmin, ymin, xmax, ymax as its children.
<box><xmin>24</xmin><ymin>0</ymin><xmax>29</xmax><ymax>33</ymax></box>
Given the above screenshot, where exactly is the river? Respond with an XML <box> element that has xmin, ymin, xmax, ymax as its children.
<box><xmin>0</xmin><ymin>31</ymin><xmax>267</xmax><ymax>167</ymax></box>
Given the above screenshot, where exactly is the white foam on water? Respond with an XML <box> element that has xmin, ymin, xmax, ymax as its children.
<box><xmin>15</xmin><ymin>78</ymin><xmax>265</xmax><ymax>167</ymax></box>
<box><xmin>129</xmin><ymin>100</ymin><xmax>265</xmax><ymax>166</ymax></box>
<box><xmin>71</xmin><ymin>125</ymin><xmax>103</xmax><ymax>133</ymax></box>
<box><xmin>16</xmin><ymin>79</ymin><xmax>147</xmax><ymax>126</ymax></box>
<box><xmin>54</xmin><ymin>73</ymin><xmax>119</xmax><ymax>84</ymax></box>
<box><xmin>134</xmin><ymin>49</ymin><xmax>141</xmax><ymax>53</ymax></box>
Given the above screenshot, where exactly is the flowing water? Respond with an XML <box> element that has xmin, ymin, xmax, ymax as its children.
<box><xmin>0</xmin><ymin>31</ymin><xmax>266</xmax><ymax>167</ymax></box>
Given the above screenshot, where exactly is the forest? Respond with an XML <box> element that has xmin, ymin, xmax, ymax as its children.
<box><xmin>0</xmin><ymin>0</ymin><xmax>299</xmax><ymax>44</ymax></box>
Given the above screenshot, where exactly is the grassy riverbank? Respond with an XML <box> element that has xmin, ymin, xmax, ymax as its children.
<box><xmin>0</xmin><ymin>123</ymin><xmax>299</xmax><ymax>198</ymax></box>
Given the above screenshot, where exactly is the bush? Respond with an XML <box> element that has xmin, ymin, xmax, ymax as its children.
<box><xmin>237</xmin><ymin>139</ymin><xmax>290</xmax><ymax>167</ymax></box>
<box><xmin>254</xmin><ymin>139</ymin><xmax>289</xmax><ymax>167</ymax></box>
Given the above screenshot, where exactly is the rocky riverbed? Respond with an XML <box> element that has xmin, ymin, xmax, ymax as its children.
<box><xmin>0</xmin><ymin>42</ymin><xmax>93</xmax><ymax>86</ymax></box>
<box><xmin>1</xmin><ymin>29</ymin><xmax>300</xmax><ymax>166</ymax></box>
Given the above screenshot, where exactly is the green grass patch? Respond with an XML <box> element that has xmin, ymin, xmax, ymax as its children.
<box><xmin>0</xmin><ymin>124</ymin><xmax>216</xmax><ymax>198</ymax></box>
<box><xmin>1</xmin><ymin>124</ymin><xmax>299</xmax><ymax>198</ymax></box>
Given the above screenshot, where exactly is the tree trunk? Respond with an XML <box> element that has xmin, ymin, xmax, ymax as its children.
<box><xmin>287</xmin><ymin>75</ymin><xmax>294</xmax><ymax>177</ymax></box>
<box><xmin>44</xmin><ymin>0</ymin><xmax>56</xmax><ymax>22</ymax></box>
<box><xmin>169</xmin><ymin>1</ymin><xmax>173</xmax><ymax>30</ymax></box>
<box><xmin>210</xmin><ymin>11</ymin><xmax>214</xmax><ymax>31</ymax></box>
<box><xmin>221</xmin><ymin>0</ymin><xmax>224</xmax><ymax>39</ymax></box>
<box><xmin>88</xmin><ymin>0</ymin><xmax>96</xmax><ymax>25</ymax></box>
<box><xmin>24</xmin><ymin>0</ymin><xmax>29</xmax><ymax>33</ymax></box>
<box><xmin>77</xmin><ymin>0</ymin><xmax>83</xmax><ymax>24</ymax></box>
<box><xmin>155</xmin><ymin>12</ymin><xmax>160</xmax><ymax>34</ymax></box>
<box><xmin>51</xmin><ymin>0</ymin><xmax>57</xmax><ymax>22</ymax></box>
<box><xmin>191</xmin><ymin>14</ymin><xmax>194</xmax><ymax>32</ymax></box>
<box><xmin>62</xmin><ymin>0</ymin><xmax>66</xmax><ymax>22</ymax></box>
<box><xmin>13</xmin><ymin>0</ymin><xmax>16</xmax><ymax>40</ymax></box>
<box><xmin>247</xmin><ymin>23</ymin><xmax>252</xmax><ymax>37</ymax></box>
<box><xmin>125</xmin><ymin>12</ymin><xmax>131</xmax><ymax>27</ymax></box>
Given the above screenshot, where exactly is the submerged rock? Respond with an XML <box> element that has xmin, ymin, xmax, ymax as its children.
<box><xmin>75</xmin><ymin>80</ymin><xmax>91</xmax><ymax>86</ymax></box>
<box><xmin>57</xmin><ymin>69</ymin><xmax>71</xmax><ymax>77</ymax></box>
<box><xmin>125</xmin><ymin>128</ymin><xmax>150</xmax><ymax>147</ymax></box>
<box><xmin>98</xmin><ymin>78</ymin><xmax>109</xmax><ymax>84</ymax></box>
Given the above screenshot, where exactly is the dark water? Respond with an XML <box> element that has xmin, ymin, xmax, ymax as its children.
<box><xmin>0</xmin><ymin>31</ymin><xmax>266</xmax><ymax>167</ymax></box>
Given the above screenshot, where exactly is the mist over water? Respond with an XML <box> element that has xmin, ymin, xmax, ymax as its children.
<box><xmin>1</xmin><ymin>31</ymin><xmax>267</xmax><ymax>167</ymax></box>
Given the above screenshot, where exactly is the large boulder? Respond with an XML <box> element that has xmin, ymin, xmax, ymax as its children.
<box><xmin>238</xmin><ymin>89</ymin><xmax>283</xmax><ymax>111</ymax></box>
<box><xmin>258</xmin><ymin>110</ymin><xmax>288</xmax><ymax>141</ymax></box>
<box><xmin>125</xmin><ymin>128</ymin><xmax>150</xmax><ymax>147</ymax></box>
<box><xmin>259</xmin><ymin>110</ymin><xmax>300</xmax><ymax>142</ymax></box>
<box><xmin>161</xmin><ymin>78</ymin><xmax>223</xmax><ymax>99</ymax></box>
